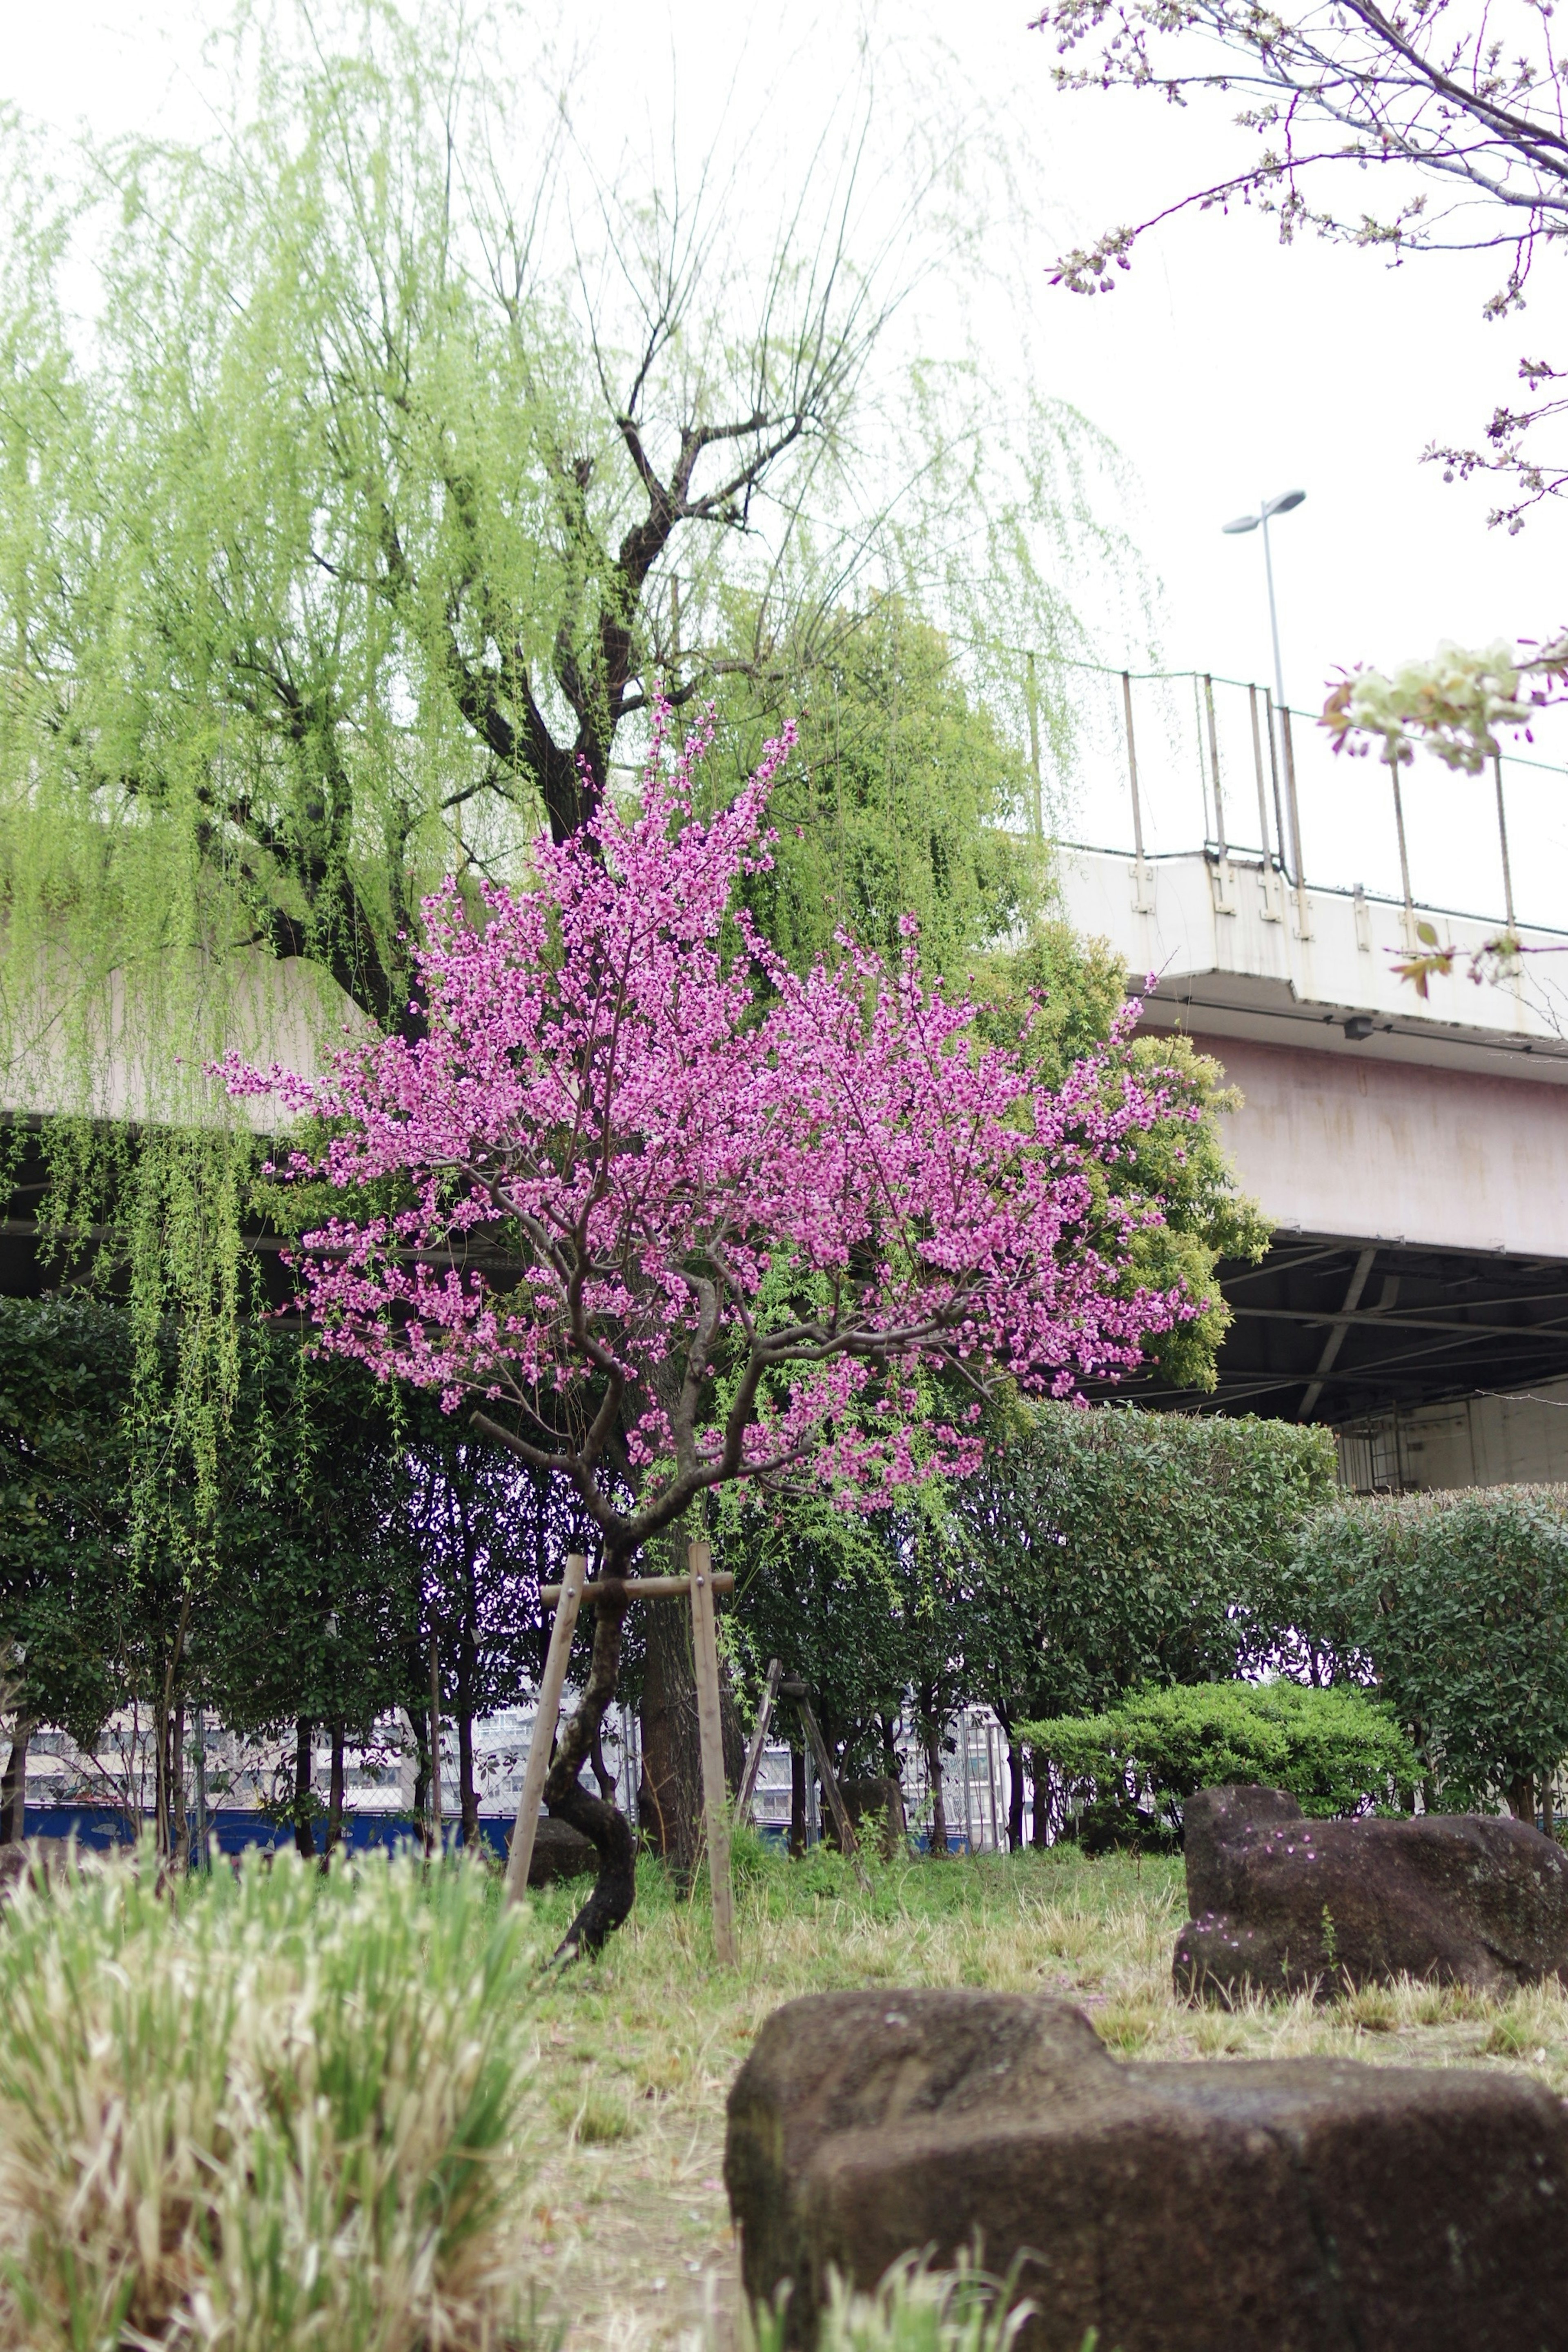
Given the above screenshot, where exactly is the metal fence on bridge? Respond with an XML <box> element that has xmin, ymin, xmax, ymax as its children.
<box><xmin>1046</xmin><ymin>661</ymin><xmax>1568</xmax><ymax>938</ymax></box>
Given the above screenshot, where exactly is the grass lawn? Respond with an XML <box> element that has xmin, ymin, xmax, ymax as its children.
<box><xmin>519</xmin><ymin>1835</ymin><xmax>1568</xmax><ymax>2351</ymax></box>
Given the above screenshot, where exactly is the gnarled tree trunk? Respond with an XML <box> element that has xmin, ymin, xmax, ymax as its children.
<box><xmin>546</xmin><ymin>1592</ymin><xmax>637</xmax><ymax>1960</ymax></box>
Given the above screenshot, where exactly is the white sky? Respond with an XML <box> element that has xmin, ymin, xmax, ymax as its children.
<box><xmin>6</xmin><ymin>0</ymin><xmax>1566</xmax><ymax>876</ymax></box>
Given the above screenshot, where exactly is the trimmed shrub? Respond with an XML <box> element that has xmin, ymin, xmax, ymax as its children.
<box><xmin>0</xmin><ymin>1849</ymin><xmax>536</xmax><ymax>2351</ymax></box>
<box><xmin>1289</xmin><ymin>1482</ymin><xmax>1568</xmax><ymax>1812</ymax></box>
<box><xmin>951</xmin><ymin>1404</ymin><xmax>1339</xmax><ymax>1725</ymax></box>
<box><xmin>1020</xmin><ymin>1680</ymin><xmax>1418</xmax><ymax>1849</ymax></box>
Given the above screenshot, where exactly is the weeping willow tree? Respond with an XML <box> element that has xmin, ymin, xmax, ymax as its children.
<box><xmin>0</xmin><ymin>4</ymin><xmax>1210</xmax><ymax>1849</ymax></box>
<box><xmin>0</xmin><ymin>8</ymin><xmax>1134</xmax><ymax>1242</ymax></box>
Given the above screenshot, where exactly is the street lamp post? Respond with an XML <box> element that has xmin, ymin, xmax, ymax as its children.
<box><xmin>1223</xmin><ymin>489</ymin><xmax>1308</xmax><ymax>931</ymax></box>
<box><xmin>1222</xmin><ymin>488</ymin><xmax>1305</xmax><ymax>715</ymax></box>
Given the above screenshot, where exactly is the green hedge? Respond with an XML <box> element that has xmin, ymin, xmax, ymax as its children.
<box><xmin>949</xmin><ymin>1403</ymin><xmax>1339</xmax><ymax>1724</ymax></box>
<box><xmin>1289</xmin><ymin>1483</ymin><xmax>1568</xmax><ymax>1811</ymax></box>
<box><xmin>1020</xmin><ymin>1680</ymin><xmax>1418</xmax><ymax>1848</ymax></box>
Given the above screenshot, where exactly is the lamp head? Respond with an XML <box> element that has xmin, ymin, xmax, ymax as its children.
<box><xmin>1221</xmin><ymin>514</ymin><xmax>1259</xmax><ymax>535</ymax></box>
<box><xmin>1263</xmin><ymin>488</ymin><xmax>1306</xmax><ymax>517</ymax></box>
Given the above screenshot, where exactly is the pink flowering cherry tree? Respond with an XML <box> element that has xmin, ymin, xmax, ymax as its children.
<box><xmin>223</xmin><ymin>708</ymin><xmax>1192</xmax><ymax>1953</ymax></box>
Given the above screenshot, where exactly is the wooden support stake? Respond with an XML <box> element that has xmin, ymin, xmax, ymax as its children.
<box><xmin>504</xmin><ymin>1552</ymin><xmax>587</xmax><ymax>1906</ymax></box>
<box><xmin>688</xmin><ymin>1537</ymin><xmax>738</xmax><ymax>1964</ymax></box>
<box><xmin>538</xmin><ymin>1570</ymin><xmax>734</xmax><ymax>1606</ymax></box>
<box><xmin>796</xmin><ymin>1692</ymin><xmax>873</xmax><ymax>1893</ymax></box>
<box><xmin>735</xmin><ymin>1657</ymin><xmax>782</xmax><ymax>1824</ymax></box>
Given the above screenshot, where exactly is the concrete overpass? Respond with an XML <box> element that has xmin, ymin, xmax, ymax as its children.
<box><xmin>1055</xmin><ymin>666</ymin><xmax>1568</xmax><ymax>1490</ymax></box>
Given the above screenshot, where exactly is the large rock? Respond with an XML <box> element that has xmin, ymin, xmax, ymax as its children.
<box><xmin>725</xmin><ymin>1987</ymin><xmax>1568</xmax><ymax>2352</ymax></box>
<box><xmin>504</xmin><ymin>1814</ymin><xmax>595</xmax><ymax>1885</ymax></box>
<box><xmin>832</xmin><ymin>1775</ymin><xmax>908</xmax><ymax>1860</ymax></box>
<box><xmin>0</xmin><ymin>1835</ymin><xmax>84</xmax><ymax>1897</ymax></box>
<box><xmin>1176</xmin><ymin>1783</ymin><xmax>1568</xmax><ymax>2002</ymax></box>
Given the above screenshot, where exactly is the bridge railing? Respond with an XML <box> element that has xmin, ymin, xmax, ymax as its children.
<box><xmin>1049</xmin><ymin>661</ymin><xmax>1568</xmax><ymax>937</ymax></box>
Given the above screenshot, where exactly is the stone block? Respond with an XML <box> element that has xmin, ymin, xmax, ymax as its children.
<box><xmin>725</xmin><ymin>1987</ymin><xmax>1568</xmax><ymax>2352</ymax></box>
<box><xmin>1176</xmin><ymin>1782</ymin><xmax>1568</xmax><ymax>2001</ymax></box>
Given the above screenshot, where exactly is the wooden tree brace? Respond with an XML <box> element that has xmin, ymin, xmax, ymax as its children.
<box><xmin>735</xmin><ymin>1657</ymin><xmax>782</xmax><ymax>1823</ymax></box>
<box><xmin>503</xmin><ymin>1552</ymin><xmax>586</xmax><ymax>1905</ymax></box>
<box><xmin>687</xmin><ymin>1537</ymin><xmax>738</xmax><ymax>1964</ymax></box>
<box><xmin>510</xmin><ymin>1547</ymin><xmax>741</xmax><ymax>1967</ymax></box>
<box><xmin>537</xmin><ymin>1570</ymin><xmax>735</xmax><ymax>1606</ymax></box>
<box><xmin>794</xmin><ymin>1690</ymin><xmax>873</xmax><ymax>1893</ymax></box>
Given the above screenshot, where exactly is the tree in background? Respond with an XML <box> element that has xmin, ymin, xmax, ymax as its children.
<box><xmin>947</xmin><ymin>1403</ymin><xmax>1338</xmax><ymax>1844</ymax></box>
<box><xmin>1289</xmin><ymin>1483</ymin><xmax>1568</xmax><ymax>1824</ymax></box>
<box><xmin>402</xmin><ymin>1421</ymin><xmax>586</xmax><ymax>1846</ymax></box>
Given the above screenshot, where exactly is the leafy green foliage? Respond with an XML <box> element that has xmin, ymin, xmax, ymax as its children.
<box><xmin>724</xmin><ymin>601</ymin><xmax>1046</xmax><ymax>978</ymax></box>
<box><xmin>0</xmin><ymin>1851</ymin><xmax>536</xmax><ymax>2350</ymax></box>
<box><xmin>1289</xmin><ymin>1484</ymin><xmax>1568</xmax><ymax>1807</ymax></box>
<box><xmin>0</xmin><ymin>1298</ymin><xmax>136</xmax><ymax>1748</ymax></box>
<box><xmin>950</xmin><ymin>1403</ymin><xmax>1339</xmax><ymax>1732</ymax></box>
<box><xmin>1021</xmin><ymin>1680</ymin><xmax>1418</xmax><ymax>1847</ymax></box>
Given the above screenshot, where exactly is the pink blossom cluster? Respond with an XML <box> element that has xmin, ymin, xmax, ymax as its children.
<box><xmin>220</xmin><ymin>706</ymin><xmax>1194</xmax><ymax>1530</ymax></box>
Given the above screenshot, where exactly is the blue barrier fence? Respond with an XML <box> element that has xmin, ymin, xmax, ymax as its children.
<box><xmin>22</xmin><ymin>1805</ymin><xmax>512</xmax><ymax>1860</ymax></box>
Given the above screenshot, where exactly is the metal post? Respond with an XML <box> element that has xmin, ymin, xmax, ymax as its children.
<box><xmin>1280</xmin><ymin>706</ymin><xmax>1312</xmax><ymax>939</ymax></box>
<box><xmin>1265</xmin><ymin>689</ymin><xmax>1289</xmax><ymax>878</ymax></box>
<box><xmin>504</xmin><ymin>1554</ymin><xmax>586</xmax><ymax>1904</ymax></box>
<box><xmin>1261</xmin><ymin>505</ymin><xmax>1288</xmax><ymax>716</ymax></box>
<box><xmin>1123</xmin><ymin>670</ymin><xmax>1154</xmax><ymax>913</ymax></box>
<box><xmin>1121</xmin><ymin>670</ymin><xmax>1146</xmax><ymax>859</ymax></box>
<box><xmin>1390</xmin><ymin>763</ymin><xmax>1416</xmax><ymax>943</ymax></box>
<box><xmin>1026</xmin><ymin>651</ymin><xmax>1042</xmax><ymax>839</ymax></box>
<box><xmin>1203</xmin><ymin>675</ymin><xmax>1227</xmax><ymax>856</ymax></box>
<box><xmin>1494</xmin><ymin>754</ymin><xmax>1517</xmax><ymax>927</ymax></box>
<box><xmin>961</xmin><ymin>1708</ymin><xmax>973</xmax><ymax>1853</ymax></box>
<box><xmin>1248</xmin><ymin>685</ymin><xmax>1272</xmax><ymax>864</ymax></box>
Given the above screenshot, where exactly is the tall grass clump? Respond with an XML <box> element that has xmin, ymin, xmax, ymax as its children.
<box><xmin>748</xmin><ymin>2254</ymin><xmax>1067</xmax><ymax>2352</ymax></box>
<box><xmin>0</xmin><ymin>1849</ymin><xmax>537</xmax><ymax>2351</ymax></box>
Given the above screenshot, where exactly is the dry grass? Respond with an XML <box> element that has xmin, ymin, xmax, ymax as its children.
<box><xmin>517</xmin><ymin>1838</ymin><xmax>1568</xmax><ymax>2352</ymax></box>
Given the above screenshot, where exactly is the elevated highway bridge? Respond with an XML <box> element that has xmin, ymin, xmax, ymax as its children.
<box><xmin>1055</xmin><ymin>667</ymin><xmax>1568</xmax><ymax>1489</ymax></box>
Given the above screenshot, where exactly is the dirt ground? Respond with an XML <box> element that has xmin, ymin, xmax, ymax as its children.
<box><xmin>514</xmin><ymin>1841</ymin><xmax>1568</xmax><ymax>2351</ymax></box>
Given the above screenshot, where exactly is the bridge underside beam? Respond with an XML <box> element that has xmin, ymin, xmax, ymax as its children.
<box><xmin>1100</xmin><ymin>1234</ymin><xmax>1568</xmax><ymax>1426</ymax></box>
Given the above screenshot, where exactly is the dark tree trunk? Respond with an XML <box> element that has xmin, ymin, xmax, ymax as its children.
<box><xmin>789</xmin><ymin>1744</ymin><xmax>807</xmax><ymax>1857</ymax></box>
<box><xmin>171</xmin><ymin>1697</ymin><xmax>188</xmax><ymax>1869</ymax></box>
<box><xmin>293</xmin><ymin>1718</ymin><xmax>315</xmax><ymax>1858</ymax></box>
<box><xmin>0</xmin><ymin>1722</ymin><xmax>29</xmax><ymax>1844</ymax></box>
<box><xmin>639</xmin><ymin>1539</ymin><xmax>705</xmax><ymax>1886</ymax></box>
<box><xmin>1007</xmin><ymin>1736</ymin><xmax>1025</xmax><ymax>1851</ymax></box>
<box><xmin>637</xmin><ymin>1514</ymin><xmax>746</xmax><ymax>1879</ymax></box>
<box><xmin>1030</xmin><ymin>1748</ymin><xmax>1053</xmax><ymax>1849</ymax></box>
<box><xmin>546</xmin><ymin>1592</ymin><xmax>637</xmax><ymax>1960</ymax></box>
<box><xmin>410</xmin><ymin>1702</ymin><xmax>431</xmax><ymax>1850</ymax></box>
<box><xmin>1511</xmin><ymin>1773</ymin><xmax>1537</xmax><ymax>1831</ymax></box>
<box><xmin>924</xmin><ymin>1721</ymin><xmax>950</xmax><ymax>1855</ymax></box>
<box><xmin>325</xmin><ymin>1722</ymin><xmax>345</xmax><ymax>1858</ymax></box>
<box><xmin>458</xmin><ymin>1708</ymin><xmax>480</xmax><ymax>1848</ymax></box>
